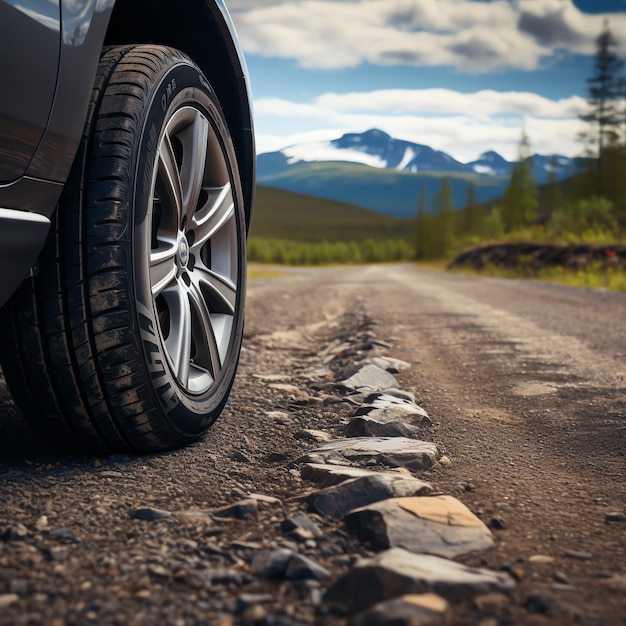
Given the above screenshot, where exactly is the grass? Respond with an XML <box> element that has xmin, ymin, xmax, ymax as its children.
<box><xmin>450</xmin><ymin>262</ymin><xmax>626</xmax><ymax>292</ymax></box>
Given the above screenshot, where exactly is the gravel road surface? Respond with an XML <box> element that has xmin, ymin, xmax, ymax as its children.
<box><xmin>1</xmin><ymin>264</ymin><xmax>625</xmax><ymax>625</ymax></box>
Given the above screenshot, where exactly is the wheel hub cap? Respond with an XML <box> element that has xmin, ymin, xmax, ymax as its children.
<box><xmin>178</xmin><ymin>235</ymin><xmax>190</xmax><ymax>269</ymax></box>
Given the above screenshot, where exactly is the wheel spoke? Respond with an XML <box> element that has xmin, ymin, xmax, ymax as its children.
<box><xmin>180</xmin><ymin>111</ymin><xmax>209</xmax><ymax>220</ymax></box>
<box><xmin>191</xmin><ymin>183</ymin><xmax>234</xmax><ymax>249</ymax></box>
<box><xmin>164</xmin><ymin>280</ymin><xmax>192</xmax><ymax>387</ymax></box>
<box><xmin>158</xmin><ymin>132</ymin><xmax>184</xmax><ymax>224</ymax></box>
<box><xmin>192</xmin><ymin>264</ymin><xmax>237</xmax><ymax>315</ymax></box>
<box><xmin>150</xmin><ymin>242</ymin><xmax>177</xmax><ymax>297</ymax></box>
<box><xmin>188</xmin><ymin>281</ymin><xmax>222</xmax><ymax>378</ymax></box>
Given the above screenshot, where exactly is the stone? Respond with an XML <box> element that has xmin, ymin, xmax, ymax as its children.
<box><xmin>301</xmin><ymin>463</ymin><xmax>414</xmax><ymax>488</ymax></box>
<box><xmin>212</xmin><ymin>499</ymin><xmax>258</xmax><ymax>521</ymax></box>
<box><xmin>285</xmin><ymin>554</ymin><xmax>331</xmax><ymax>580</ymax></box>
<box><xmin>606</xmin><ymin>512</ymin><xmax>626</xmax><ymax>523</ymax></box>
<box><xmin>358</xmin><ymin>404</ymin><xmax>431</xmax><ymax>424</ymax></box>
<box><xmin>299</xmin><ymin>438</ymin><xmax>441</xmax><ymax>472</ymax></box>
<box><xmin>0</xmin><ymin>594</ymin><xmax>19</xmax><ymax>609</ymax></box>
<box><xmin>564</xmin><ymin>550</ymin><xmax>592</xmax><ymax>561</ymax></box>
<box><xmin>49</xmin><ymin>528</ymin><xmax>79</xmax><ymax>543</ymax></box>
<box><xmin>357</xmin><ymin>391</ymin><xmax>421</xmax><ymax>409</ymax></box>
<box><xmin>346</xmin><ymin>416</ymin><xmax>421</xmax><ymax>439</ymax></box>
<box><xmin>310</xmin><ymin>475</ymin><xmax>433</xmax><ymax>519</ymax></box>
<box><xmin>528</xmin><ymin>555</ymin><xmax>555</xmax><ymax>564</ymax></box>
<box><xmin>296</xmin><ymin>429</ymin><xmax>333</xmax><ymax>443</ymax></box>
<box><xmin>281</xmin><ymin>515</ymin><xmax>324</xmax><ymax>538</ymax></box>
<box><xmin>323</xmin><ymin>549</ymin><xmax>516</xmax><ymax>615</ymax></box>
<box><xmin>130</xmin><ymin>508</ymin><xmax>172</xmax><ymax>521</ymax></box>
<box><xmin>250</xmin><ymin>548</ymin><xmax>294</xmax><ymax>578</ymax></box>
<box><xmin>525</xmin><ymin>592</ymin><xmax>552</xmax><ymax>614</ymax></box>
<box><xmin>364</xmin><ymin>357</ymin><xmax>412</xmax><ymax>373</ymax></box>
<box><xmin>340</xmin><ymin>365</ymin><xmax>399</xmax><ymax>392</ymax></box>
<box><xmin>1</xmin><ymin>524</ymin><xmax>28</xmax><ymax>542</ymax></box>
<box><xmin>270</xmin><ymin>384</ymin><xmax>312</xmax><ymax>404</ymax></box>
<box><xmin>345</xmin><ymin>496</ymin><xmax>494</xmax><ymax>558</ymax></box>
<box><xmin>349</xmin><ymin>594</ymin><xmax>451</xmax><ymax>626</ymax></box>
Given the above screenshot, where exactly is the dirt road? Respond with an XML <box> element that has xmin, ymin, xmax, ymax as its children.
<box><xmin>1</xmin><ymin>264</ymin><xmax>625</xmax><ymax>625</ymax></box>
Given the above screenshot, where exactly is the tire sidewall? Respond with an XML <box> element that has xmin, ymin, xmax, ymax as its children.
<box><xmin>132</xmin><ymin>59</ymin><xmax>246</xmax><ymax>436</ymax></box>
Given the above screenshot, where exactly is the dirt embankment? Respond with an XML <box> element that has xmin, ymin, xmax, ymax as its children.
<box><xmin>448</xmin><ymin>242</ymin><xmax>626</xmax><ymax>272</ymax></box>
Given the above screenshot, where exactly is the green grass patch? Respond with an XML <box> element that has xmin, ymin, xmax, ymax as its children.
<box><xmin>451</xmin><ymin>261</ymin><xmax>626</xmax><ymax>292</ymax></box>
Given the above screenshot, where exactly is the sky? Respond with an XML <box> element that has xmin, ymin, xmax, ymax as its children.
<box><xmin>226</xmin><ymin>0</ymin><xmax>626</xmax><ymax>162</ymax></box>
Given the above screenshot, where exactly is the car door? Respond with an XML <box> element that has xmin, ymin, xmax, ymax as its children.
<box><xmin>0</xmin><ymin>0</ymin><xmax>60</xmax><ymax>183</ymax></box>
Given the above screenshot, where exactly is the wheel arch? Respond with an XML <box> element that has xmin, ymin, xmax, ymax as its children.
<box><xmin>104</xmin><ymin>0</ymin><xmax>255</xmax><ymax>230</ymax></box>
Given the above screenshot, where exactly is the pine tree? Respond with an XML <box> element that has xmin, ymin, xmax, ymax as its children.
<box><xmin>545</xmin><ymin>155</ymin><xmax>563</xmax><ymax>215</ymax></box>
<box><xmin>501</xmin><ymin>130</ymin><xmax>538</xmax><ymax>231</ymax></box>
<box><xmin>580</xmin><ymin>20</ymin><xmax>624</xmax><ymax>167</ymax></box>
<box><xmin>414</xmin><ymin>185</ymin><xmax>431</xmax><ymax>260</ymax></box>
<box><xmin>433</xmin><ymin>177</ymin><xmax>455</xmax><ymax>256</ymax></box>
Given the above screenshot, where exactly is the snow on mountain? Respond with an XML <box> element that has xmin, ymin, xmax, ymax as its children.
<box><xmin>258</xmin><ymin>129</ymin><xmax>580</xmax><ymax>185</ymax></box>
<box><xmin>282</xmin><ymin>141</ymin><xmax>388</xmax><ymax>169</ymax></box>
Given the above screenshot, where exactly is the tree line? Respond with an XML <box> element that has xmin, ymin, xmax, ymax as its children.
<box><xmin>415</xmin><ymin>21</ymin><xmax>626</xmax><ymax>260</ymax></box>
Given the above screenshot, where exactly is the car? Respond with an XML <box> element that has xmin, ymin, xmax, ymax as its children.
<box><xmin>0</xmin><ymin>0</ymin><xmax>255</xmax><ymax>454</ymax></box>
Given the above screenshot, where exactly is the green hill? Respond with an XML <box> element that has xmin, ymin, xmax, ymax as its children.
<box><xmin>256</xmin><ymin>161</ymin><xmax>510</xmax><ymax>218</ymax></box>
<box><xmin>250</xmin><ymin>185</ymin><xmax>415</xmax><ymax>243</ymax></box>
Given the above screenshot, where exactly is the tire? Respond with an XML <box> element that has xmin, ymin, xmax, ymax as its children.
<box><xmin>0</xmin><ymin>45</ymin><xmax>247</xmax><ymax>454</ymax></box>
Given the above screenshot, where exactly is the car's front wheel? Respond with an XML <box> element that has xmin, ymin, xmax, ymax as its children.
<box><xmin>0</xmin><ymin>45</ymin><xmax>247</xmax><ymax>453</ymax></box>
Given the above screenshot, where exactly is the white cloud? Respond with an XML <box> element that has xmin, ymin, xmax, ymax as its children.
<box><xmin>316</xmin><ymin>89</ymin><xmax>587</xmax><ymax>118</ymax></box>
<box><xmin>254</xmin><ymin>87</ymin><xmax>588</xmax><ymax>161</ymax></box>
<box><xmin>229</xmin><ymin>0</ymin><xmax>626</xmax><ymax>72</ymax></box>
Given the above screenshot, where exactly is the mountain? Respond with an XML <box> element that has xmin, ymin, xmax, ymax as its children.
<box><xmin>256</xmin><ymin>129</ymin><xmax>582</xmax><ymax>218</ymax></box>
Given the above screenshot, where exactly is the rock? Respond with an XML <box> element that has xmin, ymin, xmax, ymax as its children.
<box><xmin>301</xmin><ymin>463</ymin><xmax>414</xmax><ymax>488</ymax></box>
<box><xmin>281</xmin><ymin>515</ymin><xmax>324</xmax><ymax>538</ymax></box>
<box><xmin>285</xmin><ymin>554</ymin><xmax>331</xmax><ymax>580</ymax></box>
<box><xmin>266</xmin><ymin>411</ymin><xmax>291</xmax><ymax>424</ymax></box>
<box><xmin>250</xmin><ymin>549</ymin><xmax>294</xmax><ymax>578</ymax></box>
<box><xmin>345</xmin><ymin>496</ymin><xmax>494</xmax><ymax>558</ymax></box>
<box><xmin>212</xmin><ymin>499</ymin><xmax>258</xmax><ymax>521</ymax></box>
<box><xmin>564</xmin><ymin>550</ymin><xmax>592</xmax><ymax>561</ymax></box>
<box><xmin>0</xmin><ymin>594</ymin><xmax>19</xmax><ymax>609</ymax></box>
<box><xmin>248</xmin><ymin>493</ymin><xmax>282</xmax><ymax>505</ymax></box>
<box><xmin>232</xmin><ymin>450</ymin><xmax>253</xmax><ymax>463</ymax></box>
<box><xmin>340</xmin><ymin>365</ymin><xmax>399</xmax><ymax>392</ymax></box>
<box><xmin>357</xmin><ymin>391</ymin><xmax>421</xmax><ymax>409</ymax></box>
<box><xmin>49</xmin><ymin>528</ymin><xmax>79</xmax><ymax>543</ymax></box>
<box><xmin>208</xmin><ymin>568</ymin><xmax>246</xmax><ymax>586</ymax></box>
<box><xmin>296</xmin><ymin>429</ymin><xmax>333</xmax><ymax>443</ymax></box>
<box><xmin>528</xmin><ymin>555</ymin><xmax>555</xmax><ymax>564</ymax></box>
<box><xmin>362</xmin><ymin>405</ymin><xmax>431</xmax><ymax>426</ymax></box>
<box><xmin>364</xmin><ymin>357</ymin><xmax>412</xmax><ymax>374</ymax></box>
<box><xmin>310</xmin><ymin>475</ymin><xmax>433</xmax><ymax>519</ymax></box>
<box><xmin>605</xmin><ymin>512</ymin><xmax>626</xmax><ymax>523</ymax></box>
<box><xmin>525</xmin><ymin>591</ymin><xmax>552</xmax><ymax>614</ymax></box>
<box><xmin>130</xmin><ymin>508</ymin><xmax>172</xmax><ymax>521</ymax></box>
<box><xmin>270</xmin><ymin>383</ymin><xmax>312</xmax><ymax>404</ymax></box>
<box><xmin>600</xmin><ymin>574</ymin><xmax>626</xmax><ymax>591</ymax></box>
<box><xmin>299</xmin><ymin>438</ymin><xmax>441</xmax><ymax>472</ymax></box>
<box><xmin>1</xmin><ymin>524</ymin><xmax>28</xmax><ymax>542</ymax></box>
<box><xmin>488</xmin><ymin>517</ymin><xmax>508</xmax><ymax>530</ymax></box>
<box><xmin>345</xmin><ymin>416</ymin><xmax>421</xmax><ymax>439</ymax></box>
<box><xmin>349</xmin><ymin>594</ymin><xmax>451</xmax><ymax>626</ymax></box>
<box><xmin>473</xmin><ymin>592</ymin><xmax>512</xmax><ymax>611</ymax></box>
<box><xmin>323</xmin><ymin>548</ymin><xmax>516</xmax><ymax>615</ymax></box>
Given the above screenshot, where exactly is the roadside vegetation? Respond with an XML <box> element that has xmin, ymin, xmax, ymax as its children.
<box><xmin>249</xmin><ymin>23</ymin><xmax>626</xmax><ymax>290</ymax></box>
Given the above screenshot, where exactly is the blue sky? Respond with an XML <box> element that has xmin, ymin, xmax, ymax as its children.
<box><xmin>227</xmin><ymin>0</ymin><xmax>626</xmax><ymax>161</ymax></box>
